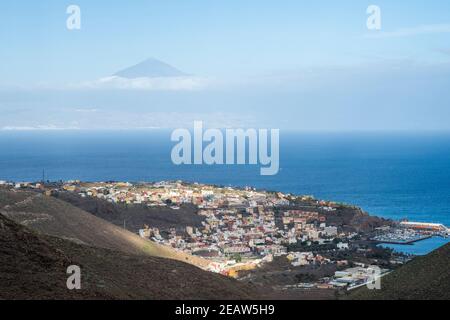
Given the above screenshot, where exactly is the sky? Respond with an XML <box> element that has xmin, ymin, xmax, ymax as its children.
<box><xmin>1</xmin><ymin>0</ymin><xmax>450</xmax><ymax>130</ymax></box>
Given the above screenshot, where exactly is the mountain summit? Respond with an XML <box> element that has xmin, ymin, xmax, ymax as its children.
<box><xmin>113</xmin><ymin>58</ymin><xmax>187</xmax><ymax>79</ymax></box>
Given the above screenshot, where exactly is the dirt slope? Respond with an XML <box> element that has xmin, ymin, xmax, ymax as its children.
<box><xmin>54</xmin><ymin>191</ymin><xmax>204</xmax><ymax>232</ymax></box>
<box><xmin>0</xmin><ymin>190</ymin><xmax>208</xmax><ymax>268</ymax></box>
<box><xmin>347</xmin><ymin>243</ymin><xmax>450</xmax><ymax>300</ymax></box>
<box><xmin>0</xmin><ymin>213</ymin><xmax>259</xmax><ymax>300</ymax></box>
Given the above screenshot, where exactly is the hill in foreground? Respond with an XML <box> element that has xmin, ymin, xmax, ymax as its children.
<box><xmin>347</xmin><ymin>242</ymin><xmax>450</xmax><ymax>300</ymax></box>
<box><xmin>0</xmin><ymin>190</ymin><xmax>208</xmax><ymax>268</ymax></box>
<box><xmin>0</xmin><ymin>212</ymin><xmax>261</xmax><ymax>300</ymax></box>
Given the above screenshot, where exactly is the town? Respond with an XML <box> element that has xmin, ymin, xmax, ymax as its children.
<box><xmin>3</xmin><ymin>179</ymin><xmax>449</xmax><ymax>291</ymax></box>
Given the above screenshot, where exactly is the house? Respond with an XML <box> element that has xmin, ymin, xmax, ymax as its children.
<box><xmin>337</xmin><ymin>242</ymin><xmax>349</xmax><ymax>250</ymax></box>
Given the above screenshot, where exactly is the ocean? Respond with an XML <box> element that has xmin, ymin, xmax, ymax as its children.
<box><xmin>1</xmin><ymin>130</ymin><xmax>449</xmax><ymax>254</ymax></box>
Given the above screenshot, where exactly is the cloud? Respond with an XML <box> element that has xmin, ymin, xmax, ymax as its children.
<box><xmin>72</xmin><ymin>76</ymin><xmax>208</xmax><ymax>91</ymax></box>
<box><xmin>0</xmin><ymin>111</ymin><xmax>258</xmax><ymax>131</ymax></box>
<box><xmin>1</xmin><ymin>125</ymin><xmax>81</xmax><ymax>131</ymax></box>
<box><xmin>365</xmin><ymin>24</ymin><xmax>450</xmax><ymax>39</ymax></box>
<box><xmin>437</xmin><ymin>48</ymin><xmax>450</xmax><ymax>56</ymax></box>
<box><xmin>73</xmin><ymin>108</ymin><xmax>98</xmax><ymax>113</ymax></box>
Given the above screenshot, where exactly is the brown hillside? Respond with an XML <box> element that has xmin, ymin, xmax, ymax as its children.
<box><xmin>347</xmin><ymin>242</ymin><xmax>450</xmax><ymax>300</ymax></box>
<box><xmin>54</xmin><ymin>191</ymin><xmax>204</xmax><ymax>232</ymax></box>
<box><xmin>0</xmin><ymin>190</ymin><xmax>208</xmax><ymax>268</ymax></box>
<box><xmin>0</xmin><ymin>213</ymin><xmax>259</xmax><ymax>300</ymax></box>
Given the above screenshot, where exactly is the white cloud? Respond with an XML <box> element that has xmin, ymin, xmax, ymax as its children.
<box><xmin>1</xmin><ymin>125</ymin><xmax>80</xmax><ymax>131</ymax></box>
<box><xmin>72</xmin><ymin>76</ymin><xmax>208</xmax><ymax>91</ymax></box>
<box><xmin>437</xmin><ymin>48</ymin><xmax>450</xmax><ymax>56</ymax></box>
<box><xmin>73</xmin><ymin>108</ymin><xmax>98</xmax><ymax>113</ymax></box>
<box><xmin>0</xmin><ymin>112</ymin><xmax>258</xmax><ymax>131</ymax></box>
<box><xmin>365</xmin><ymin>24</ymin><xmax>450</xmax><ymax>39</ymax></box>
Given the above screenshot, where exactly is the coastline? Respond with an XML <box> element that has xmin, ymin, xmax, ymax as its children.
<box><xmin>2</xmin><ymin>179</ymin><xmax>449</xmax><ymax>256</ymax></box>
<box><xmin>1</xmin><ymin>130</ymin><xmax>450</xmax><ymax>229</ymax></box>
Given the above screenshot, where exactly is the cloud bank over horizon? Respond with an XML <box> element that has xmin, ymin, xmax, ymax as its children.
<box><xmin>73</xmin><ymin>75</ymin><xmax>209</xmax><ymax>91</ymax></box>
<box><xmin>364</xmin><ymin>23</ymin><xmax>450</xmax><ymax>39</ymax></box>
<box><xmin>1</xmin><ymin>58</ymin><xmax>450</xmax><ymax>132</ymax></box>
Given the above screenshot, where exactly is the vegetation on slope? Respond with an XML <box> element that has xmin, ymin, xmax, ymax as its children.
<box><xmin>0</xmin><ymin>213</ymin><xmax>259</xmax><ymax>300</ymax></box>
<box><xmin>54</xmin><ymin>191</ymin><xmax>204</xmax><ymax>232</ymax></box>
<box><xmin>0</xmin><ymin>190</ymin><xmax>208</xmax><ymax>268</ymax></box>
<box><xmin>347</xmin><ymin>243</ymin><xmax>450</xmax><ymax>300</ymax></box>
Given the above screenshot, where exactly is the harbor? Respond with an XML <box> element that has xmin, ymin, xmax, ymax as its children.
<box><xmin>374</xmin><ymin>234</ymin><xmax>432</xmax><ymax>245</ymax></box>
<box><xmin>372</xmin><ymin>221</ymin><xmax>450</xmax><ymax>255</ymax></box>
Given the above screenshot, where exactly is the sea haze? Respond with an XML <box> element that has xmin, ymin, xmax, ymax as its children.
<box><xmin>1</xmin><ymin>131</ymin><xmax>449</xmax><ymax>230</ymax></box>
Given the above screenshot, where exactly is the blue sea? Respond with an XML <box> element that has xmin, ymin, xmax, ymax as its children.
<box><xmin>1</xmin><ymin>130</ymin><xmax>449</xmax><ymax>255</ymax></box>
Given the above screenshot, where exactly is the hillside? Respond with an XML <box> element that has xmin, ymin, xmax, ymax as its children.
<box><xmin>282</xmin><ymin>200</ymin><xmax>392</xmax><ymax>233</ymax></box>
<box><xmin>54</xmin><ymin>191</ymin><xmax>204</xmax><ymax>233</ymax></box>
<box><xmin>0</xmin><ymin>189</ymin><xmax>208</xmax><ymax>269</ymax></box>
<box><xmin>347</xmin><ymin>243</ymin><xmax>450</xmax><ymax>300</ymax></box>
<box><xmin>0</xmin><ymin>213</ymin><xmax>259</xmax><ymax>300</ymax></box>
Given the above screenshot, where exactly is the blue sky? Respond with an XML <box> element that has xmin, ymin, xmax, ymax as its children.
<box><xmin>1</xmin><ymin>1</ymin><xmax>450</xmax><ymax>130</ymax></box>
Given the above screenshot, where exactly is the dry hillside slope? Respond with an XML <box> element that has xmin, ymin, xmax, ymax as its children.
<box><xmin>0</xmin><ymin>190</ymin><xmax>209</xmax><ymax>268</ymax></box>
<box><xmin>347</xmin><ymin>242</ymin><xmax>450</xmax><ymax>300</ymax></box>
<box><xmin>0</xmin><ymin>212</ymin><xmax>260</xmax><ymax>299</ymax></box>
